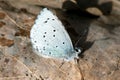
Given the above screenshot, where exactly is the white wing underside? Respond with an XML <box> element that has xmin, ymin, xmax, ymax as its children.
<box><xmin>30</xmin><ymin>8</ymin><xmax>79</xmax><ymax>60</ymax></box>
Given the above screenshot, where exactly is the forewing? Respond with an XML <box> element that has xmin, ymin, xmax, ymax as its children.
<box><xmin>30</xmin><ymin>8</ymin><xmax>75</xmax><ymax>59</ymax></box>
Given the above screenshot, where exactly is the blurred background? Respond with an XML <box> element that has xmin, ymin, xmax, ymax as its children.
<box><xmin>0</xmin><ymin>0</ymin><xmax>120</xmax><ymax>80</ymax></box>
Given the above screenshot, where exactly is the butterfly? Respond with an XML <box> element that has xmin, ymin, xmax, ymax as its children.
<box><xmin>30</xmin><ymin>8</ymin><xmax>81</xmax><ymax>61</ymax></box>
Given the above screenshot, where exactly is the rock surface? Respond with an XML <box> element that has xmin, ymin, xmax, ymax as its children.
<box><xmin>0</xmin><ymin>0</ymin><xmax>120</xmax><ymax>80</ymax></box>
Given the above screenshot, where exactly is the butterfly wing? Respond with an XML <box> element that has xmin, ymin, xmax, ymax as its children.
<box><xmin>30</xmin><ymin>8</ymin><xmax>79</xmax><ymax>60</ymax></box>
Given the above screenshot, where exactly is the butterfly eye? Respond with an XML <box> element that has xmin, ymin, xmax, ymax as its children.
<box><xmin>75</xmin><ymin>47</ymin><xmax>81</xmax><ymax>53</ymax></box>
<box><xmin>75</xmin><ymin>48</ymin><xmax>79</xmax><ymax>52</ymax></box>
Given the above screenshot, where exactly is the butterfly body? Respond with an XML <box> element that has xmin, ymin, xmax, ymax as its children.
<box><xmin>30</xmin><ymin>8</ymin><xmax>81</xmax><ymax>61</ymax></box>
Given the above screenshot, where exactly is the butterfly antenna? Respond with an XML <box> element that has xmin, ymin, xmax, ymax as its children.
<box><xmin>75</xmin><ymin>35</ymin><xmax>82</xmax><ymax>47</ymax></box>
<box><xmin>75</xmin><ymin>30</ymin><xmax>87</xmax><ymax>46</ymax></box>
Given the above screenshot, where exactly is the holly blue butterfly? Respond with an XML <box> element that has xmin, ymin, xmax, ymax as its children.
<box><xmin>30</xmin><ymin>8</ymin><xmax>81</xmax><ymax>61</ymax></box>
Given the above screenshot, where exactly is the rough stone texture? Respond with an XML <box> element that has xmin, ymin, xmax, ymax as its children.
<box><xmin>0</xmin><ymin>0</ymin><xmax>120</xmax><ymax>80</ymax></box>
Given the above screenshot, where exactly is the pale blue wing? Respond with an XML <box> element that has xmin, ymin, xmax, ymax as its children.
<box><xmin>30</xmin><ymin>8</ymin><xmax>80</xmax><ymax>60</ymax></box>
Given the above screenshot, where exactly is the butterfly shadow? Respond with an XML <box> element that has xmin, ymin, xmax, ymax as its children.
<box><xmin>33</xmin><ymin>0</ymin><xmax>112</xmax><ymax>59</ymax></box>
<box><xmin>62</xmin><ymin>0</ymin><xmax>112</xmax><ymax>15</ymax></box>
<box><xmin>58</xmin><ymin>0</ymin><xmax>112</xmax><ymax>58</ymax></box>
<box><xmin>55</xmin><ymin>11</ymin><xmax>94</xmax><ymax>58</ymax></box>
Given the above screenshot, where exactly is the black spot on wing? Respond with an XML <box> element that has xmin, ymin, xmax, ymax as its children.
<box><xmin>53</xmin><ymin>35</ymin><xmax>55</xmax><ymax>37</ymax></box>
<box><xmin>43</xmin><ymin>35</ymin><xmax>45</xmax><ymax>38</ymax></box>
<box><xmin>35</xmin><ymin>46</ymin><xmax>39</xmax><ymax>51</ymax></box>
<box><xmin>44</xmin><ymin>21</ymin><xmax>47</xmax><ymax>23</ymax></box>
<box><xmin>44</xmin><ymin>40</ymin><xmax>46</xmax><ymax>42</ymax></box>
<box><xmin>34</xmin><ymin>41</ymin><xmax>37</xmax><ymax>43</ymax></box>
<box><xmin>49</xmin><ymin>52</ymin><xmax>51</xmax><ymax>54</ymax></box>
<box><xmin>44</xmin><ymin>32</ymin><xmax>47</xmax><ymax>34</ymax></box>
<box><xmin>63</xmin><ymin>42</ymin><xmax>65</xmax><ymax>44</ymax></box>
<box><xmin>43</xmin><ymin>46</ymin><xmax>45</xmax><ymax>50</ymax></box>
<box><xmin>52</xmin><ymin>19</ymin><xmax>55</xmax><ymax>20</ymax></box>
<box><xmin>53</xmin><ymin>30</ymin><xmax>56</xmax><ymax>32</ymax></box>
<box><xmin>47</xmin><ymin>18</ymin><xmax>50</xmax><ymax>20</ymax></box>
